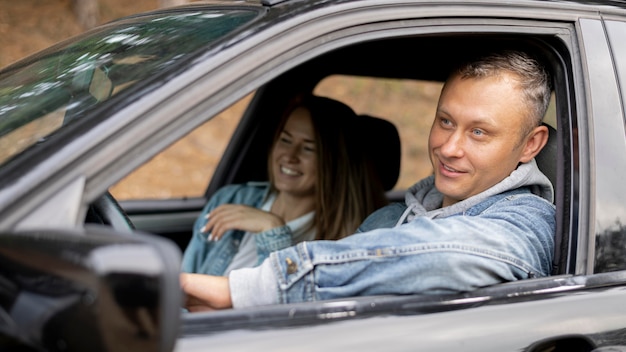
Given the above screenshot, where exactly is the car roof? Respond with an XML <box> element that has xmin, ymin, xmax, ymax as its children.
<box><xmin>243</xmin><ymin>0</ymin><xmax>626</xmax><ymax>8</ymax></box>
<box><xmin>254</xmin><ymin>0</ymin><xmax>626</xmax><ymax>12</ymax></box>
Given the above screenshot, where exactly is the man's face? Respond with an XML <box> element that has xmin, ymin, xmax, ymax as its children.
<box><xmin>429</xmin><ymin>72</ymin><xmax>532</xmax><ymax>207</ymax></box>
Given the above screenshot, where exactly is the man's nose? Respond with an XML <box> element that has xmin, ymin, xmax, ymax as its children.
<box><xmin>439</xmin><ymin>132</ymin><xmax>465</xmax><ymax>158</ymax></box>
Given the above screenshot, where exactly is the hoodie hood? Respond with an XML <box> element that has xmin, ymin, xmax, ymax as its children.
<box><xmin>398</xmin><ymin>158</ymin><xmax>553</xmax><ymax>225</ymax></box>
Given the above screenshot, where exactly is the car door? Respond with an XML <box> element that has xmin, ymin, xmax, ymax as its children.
<box><xmin>5</xmin><ymin>1</ymin><xmax>626</xmax><ymax>351</ymax></box>
<box><xmin>173</xmin><ymin>2</ymin><xmax>626</xmax><ymax>351</ymax></box>
<box><xmin>593</xmin><ymin>15</ymin><xmax>626</xmax><ymax>274</ymax></box>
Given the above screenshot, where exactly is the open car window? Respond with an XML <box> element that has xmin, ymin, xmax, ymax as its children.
<box><xmin>316</xmin><ymin>75</ymin><xmax>558</xmax><ymax>193</ymax></box>
<box><xmin>314</xmin><ymin>75</ymin><xmax>440</xmax><ymax>191</ymax></box>
<box><xmin>110</xmin><ymin>95</ymin><xmax>251</xmax><ymax>201</ymax></box>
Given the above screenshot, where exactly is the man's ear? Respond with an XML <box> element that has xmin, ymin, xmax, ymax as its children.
<box><xmin>519</xmin><ymin>125</ymin><xmax>549</xmax><ymax>163</ymax></box>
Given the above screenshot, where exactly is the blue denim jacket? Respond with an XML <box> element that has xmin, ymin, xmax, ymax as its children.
<box><xmin>229</xmin><ymin>160</ymin><xmax>556</xmax><ymax>307</ymax></box>
<box><xmin>181</xmin><ymin>182</ymin><xmax>299</xmax><ymax>275</ymax></box>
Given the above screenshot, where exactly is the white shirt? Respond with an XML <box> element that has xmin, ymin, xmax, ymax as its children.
<box><xmin>223</xmin><ymin>193</ymin><xmax>315</xmax><ymax>275</ymax></box>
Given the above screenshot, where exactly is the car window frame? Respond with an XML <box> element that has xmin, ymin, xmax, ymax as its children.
<box><xmin>579</xmin><ymin>18</ymin><xmax>626</xmax><ymax>274</ymax></box>
<box><xmin>203</xmin><ymin>20</ymin><xmax>578</xmax><ymax>270</ymax></box>
<box><xmin>98</xmin><ymin>14</ymin><xmax>580</xmax><ymax>271</ymax></box>
<box><xmin>180</xmin><ymin>13</ymin><xmax>588</xmax><ymax>323</ymax></box>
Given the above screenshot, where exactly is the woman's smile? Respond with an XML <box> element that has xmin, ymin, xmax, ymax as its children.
<box><xmin>280</xmin><ymin>165</ymin><xmax>303</xmax><ymax>176</ymax></box>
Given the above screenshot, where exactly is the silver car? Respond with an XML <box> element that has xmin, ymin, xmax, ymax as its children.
<box><xmin>2</xmin><ymin>0</ymin><xmax>626</xmax><ymax>351</ymax></box>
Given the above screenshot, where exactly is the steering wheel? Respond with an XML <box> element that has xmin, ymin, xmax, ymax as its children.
<box><xmin>86</xmin><ymin>191</ymin><xmax>135</xmax><ymax>233</ymax></box>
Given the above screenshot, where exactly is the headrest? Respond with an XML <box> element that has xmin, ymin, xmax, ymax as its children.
<box><xmin>354</xmin><ymin>115</ymin><xmax>401</xmax><ymax>191</ymax></box>
<box><xmin>535</xmin><ymin>123</ymin><xmax>557</xmax><ymax>189</ymax></box>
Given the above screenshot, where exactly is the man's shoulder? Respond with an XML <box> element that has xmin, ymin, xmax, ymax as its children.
<box><xmin>468</xmin><ymin>187</ymin><xmax>554</xmax><ymax>215</ymax></box>
<box><xmin>358</xmin><ymin>202</ymin><xmax>407</xmax><ymax>232</ymax></box>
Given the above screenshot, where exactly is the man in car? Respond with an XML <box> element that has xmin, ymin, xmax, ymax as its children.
<box><xmin>180</xmin><ymin>48</ymin><xmax>556</xmax><ymax>311</ymax></box>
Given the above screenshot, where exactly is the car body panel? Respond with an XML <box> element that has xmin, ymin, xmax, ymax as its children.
<box><xmin>578</xmin><ymin>18</ymin><xmax>626</xmax><ymax>274</ymax></box>
<box><xmin>176</xmin><ymin>285</ymin><xmax>626</xmax><ymax>351</ymax></box>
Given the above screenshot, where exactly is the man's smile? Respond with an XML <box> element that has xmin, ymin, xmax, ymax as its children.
<box><xmin>438</xmin><ymin>161</ymin><xmax>465</xmax><ymax>176</ymax></box>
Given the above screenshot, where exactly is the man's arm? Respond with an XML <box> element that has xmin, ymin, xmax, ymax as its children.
<box><xmin>182</xmin><ymin>192</ymin><xmax>555</xmax><ymax>310</ymax></box>
<box><xmin>180</xmin><ymin>273</ymin><xmax>232</xmax><ymax>312</ymax></box>
<box><xmin>181</xmin><ymin>260</ymin><xmax>280</xmax><ymax>311</ymax></box>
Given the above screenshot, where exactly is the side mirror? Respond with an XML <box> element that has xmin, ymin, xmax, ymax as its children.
<box><xmin>0</xmin><ymin>226</ymin><xmax>181</xmax><ymax>352</ymax></box>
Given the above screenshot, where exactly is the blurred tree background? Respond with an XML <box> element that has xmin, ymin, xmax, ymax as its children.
<box><xmin>0</xmin><ymin>0</ymin><xmax>436</xmax><ymax>200</ymax></box>
<box><xmin>0</xmin><ymin>0</ymin><xmax>191</xmax><ymax>68</ymax></box>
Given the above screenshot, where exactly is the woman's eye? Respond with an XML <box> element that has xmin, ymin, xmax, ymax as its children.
<box><xmin>440</xmin><ymin>118</ymin><xmax>452</xmax><ymax>126</ymax></box>
<box><xmin>280</xmin><ymin>137</ymin><xmax>292</xmax><ymax>144</ymax></box>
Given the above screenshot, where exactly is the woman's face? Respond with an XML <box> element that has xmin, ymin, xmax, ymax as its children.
<box><xmin>270</xmin><ymin>107</ymin><xmax>318</xmax><ymax>199</ymax></box>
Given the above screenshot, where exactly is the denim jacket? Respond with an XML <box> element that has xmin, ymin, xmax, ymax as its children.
<box><xmin>181</xmin><ymin>182</ymin><xmax>301</xmax><ymax>275</ymax></box>
<box><xmin>229</xmin><ymin>160</ymin><xmax>556</xmax><ymax>308</ymax></box>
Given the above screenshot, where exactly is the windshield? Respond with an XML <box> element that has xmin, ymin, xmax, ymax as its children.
<box><xmin>0</xmin><ymin>8</ymin><xmax>259</xmax><ymax>166</ymax></box>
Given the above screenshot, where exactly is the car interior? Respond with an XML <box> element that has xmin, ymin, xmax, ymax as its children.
<box><xmin>91</xmin><ymin>33</ymin><xmax>571</xmax><ymax>318</ymax></box>
<box><xmin>190</xmin><ymin>34</ymin><xmax>569</xmax><ymax>274</ymax></box>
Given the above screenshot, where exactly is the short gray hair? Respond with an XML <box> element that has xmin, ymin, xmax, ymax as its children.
<box><xmin>454</xmin><ymin>49</ymin><xmax>552</xmax><ymax>134</ymax></box>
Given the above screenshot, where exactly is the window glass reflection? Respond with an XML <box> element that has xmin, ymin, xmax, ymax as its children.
<box><xmin>593</xmin><ymin>20</ymin><xmax>626</xmax><ymax>273</ymax></box>
<box><xmin>0</xmin><ymin>9</ymin><xmax>259</xmax><ymax>167</ymax></box>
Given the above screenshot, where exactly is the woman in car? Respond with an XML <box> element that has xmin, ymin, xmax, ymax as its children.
<box><xmin>181</xmin><ymin>95</ymin><xmax>388</xmax><ymax>276</ymax></box>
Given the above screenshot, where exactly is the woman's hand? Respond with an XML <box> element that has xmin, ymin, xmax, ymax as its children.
<box><xmin>201</xmin><ymin>204</ymin><xmax>285</xmax><ymax>241</ymax></box>
<box><xmin>180</xmin><ymin>273</ymin><xmax>233</xmax><ymax>312</ymax></box>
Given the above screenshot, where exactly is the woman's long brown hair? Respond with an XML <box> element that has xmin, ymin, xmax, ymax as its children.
<box><xmin>268</xmin><ymin>95</ymin><xmax>388</xmax><ymax>241</ymax></box>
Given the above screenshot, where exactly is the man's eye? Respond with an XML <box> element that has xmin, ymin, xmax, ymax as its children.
<box><xmin>472</xmin><ymin>129</ymin><xmax>484</xmax><ymax>136</ymax></box>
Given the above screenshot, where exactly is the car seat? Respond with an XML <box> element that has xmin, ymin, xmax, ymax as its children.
<box><xmin>535</xmin><ymin>123</ymin><xmax>557</xmax><ymax>192</ymax></box>
<box><xmin>534</xmin><ymin>123</ymin><xmax>561</xmax><ymax>275</ymax></box>
<box><xmin>355</xmin><ymin>115</ymin><xmax>401</xmax><ymax>191</ymax></box>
